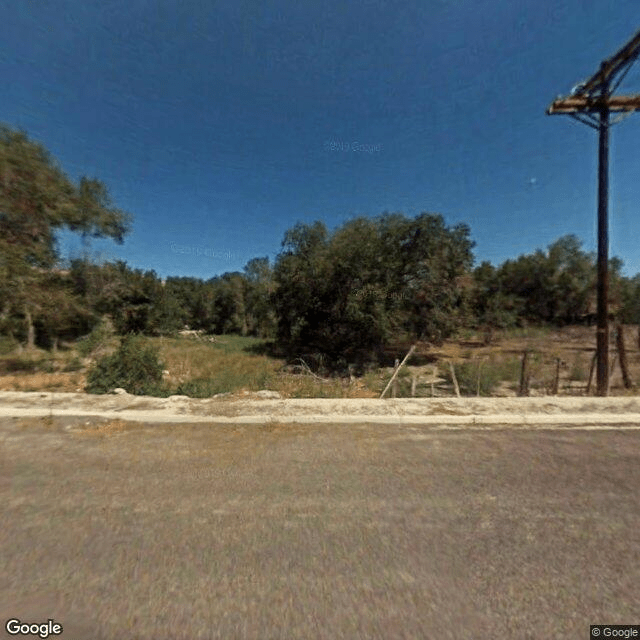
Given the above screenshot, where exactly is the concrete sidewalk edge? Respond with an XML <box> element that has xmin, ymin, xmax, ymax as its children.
<box><xmin>1</xmin><ymin>406</ymin><xmax>640</xmax><ymax>426</ymax></box>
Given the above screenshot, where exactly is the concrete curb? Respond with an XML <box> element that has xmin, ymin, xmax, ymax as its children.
<box><xmin>0</xmin><ymin>391</ymin><xmax>640</xmax><ymax>426</ymax></box>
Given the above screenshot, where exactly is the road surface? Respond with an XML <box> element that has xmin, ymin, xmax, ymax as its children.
<box><xmin>1</xmin><ymin>413</ymin><xmax>639</xmax><ymax>639</ymax></box>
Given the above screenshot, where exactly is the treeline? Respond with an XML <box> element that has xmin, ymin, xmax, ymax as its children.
<box><xmin>2</xmin><ymin>123</ymin><xmax>640</xmax><ymax>366</ymax></box>
<box><xmin>67</xmin><ymin>257</ymin><xmax>276</xmax><ymax>339</ymax></box>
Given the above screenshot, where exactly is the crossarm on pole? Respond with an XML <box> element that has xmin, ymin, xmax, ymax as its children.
<box><xmin>547</xmin><ymin>95</ymin><xmax>640</xmax><ymax>115</ymax></box>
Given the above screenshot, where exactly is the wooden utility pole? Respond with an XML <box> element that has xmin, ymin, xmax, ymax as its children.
<box><xmin>547</xmin><ymin>29</ymin><xmax>640</xmax><ymax>396</ymax></box>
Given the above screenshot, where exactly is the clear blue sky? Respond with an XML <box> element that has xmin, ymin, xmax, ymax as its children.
<box><xmin>2</xmin><ymin>0</ymin><xmax>639</xmax><ymax>279</ymax></box>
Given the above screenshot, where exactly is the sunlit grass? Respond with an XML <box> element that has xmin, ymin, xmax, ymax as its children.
<box><xmin>0</xmin><ymin>324</ymin><xmax>637</xmax><ymax>397</ymax></box>
<box><xmin>150</xmin><ymin>336</ymin><xmax>280</xmax><ymax>392</ymax></box>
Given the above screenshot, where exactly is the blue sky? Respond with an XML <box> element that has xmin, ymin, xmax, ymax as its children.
<box><xmin>2</xmin><ymin>0</ymin><xmax>640</xmax><ymax>279</ymax></box>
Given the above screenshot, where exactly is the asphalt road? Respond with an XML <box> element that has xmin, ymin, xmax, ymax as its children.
<box><xmin>1</xmin><ymin>416</ymin><xmax>639</xmax><ymax>639</ymax></box>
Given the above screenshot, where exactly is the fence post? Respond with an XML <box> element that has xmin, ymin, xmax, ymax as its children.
<box><xmin>449</xmin><ymin>361</ymin><xmax>461</xmax><ymax>398</ymax></box>
<box><xmin>392</xmin><ymin>358</ymin><xmax>399</xmax><ymax>398</ymax></box>
<box><xmin>608</xmin><ymin>351</ymin><xmax>617</xmax><ymax>395</ymax></box>
<box><xmin>553</xmin><ymin>357</ymin><xmax>561</xmax><ymax>395</ymax></box>
<box><xmin>518</xmin><ymin>351</ymin><xmax>530</xmax><ymax>397</ymax></box>
<box><xmin>380</xmin><ymin>346</ymin><xmax>416</xmax><ymax>399</ymax></box>
<box><xmin>616</xmin><ymin>324</ymin><xmax>633</xmax><ymax>389</ymax></box>
<box><xmin>586</xmin><ymin>352</ymin><xmax>597</xmax><ymax>395</ymax></box>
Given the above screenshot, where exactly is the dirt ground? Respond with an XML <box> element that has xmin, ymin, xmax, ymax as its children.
<box><xmin>1</xmin><ymin>415</ymin><xmax>639</xmax><ymax>639</ymax></box>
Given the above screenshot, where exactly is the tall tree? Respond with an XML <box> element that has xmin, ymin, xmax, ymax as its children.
<box><xmin>243</xmin><ymin>257</ymin><xmax>277</xmax><ymax>338</ymax></box>
<box><xmin>273</xmin><ymin>214</ymin><xmax>474</xmax><ymax>366</ymax></box>
<box><xmin>0</xmin><ymin>125</ymin><xmax>131</xmax><ymax>347</ymax></box>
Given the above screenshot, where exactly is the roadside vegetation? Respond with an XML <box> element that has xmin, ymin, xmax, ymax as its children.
<box><xmin>1</xmin><ymin>325</ymin><xmax>639</xmax><ymax>398</ymax></box>
<box><xmin>2</xmin><ymin>123</ymin><xmax>640</xmax><ymax>398</ymax></box>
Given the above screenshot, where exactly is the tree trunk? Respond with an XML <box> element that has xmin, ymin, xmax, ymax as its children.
<box><xmin>24</xmin><ymin>306</ymin><xmax>35</xmax><ymax>350</ymax></box>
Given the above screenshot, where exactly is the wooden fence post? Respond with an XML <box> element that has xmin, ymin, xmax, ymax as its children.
<box><xmin>616</xmin><ymin>325</ymin><xmax>633</xmax><ymax>389</ymax></box>
<box><xmin>448</xmin><ymin>361</ymin><xmax>461</xmax><ymax>398</ymax></box>
<box><xmin>380</xmin><ymin>346</ymin><xmax>416</xmax><ymax>399</ymax></box>
<box><xmin>586</xmin><ymin>352</ymin><xmax>597</xmax><ymax>395</ymax></box>
<box><xmin>391</xmin><ymin>358</ymin><xmax>399</xmax><ymax>398</ymax></box>
<box><xmin>553</xmin><ymin>357</ymin><xmax>561</xmax><ymax>395</ymax></box>
<box><xmin>518</xmin><ymin>351</ymin><xmax>530</xmax><ymax>397</ymax></box>
<box><xmin>607</xmin><ymin>352</ymin><xmax>616</xmax><ymax>395</ymax></box>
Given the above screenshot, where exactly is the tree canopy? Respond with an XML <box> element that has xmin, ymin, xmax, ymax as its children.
<box><xmin>273</xmin><ymin>213</ymin><xmax>475</xmax><ymax>365</ymax></box>
<box><xmin>0</xmin><ymin>124</ymin><xmax>132</xmax><ymax>346</ymax></box>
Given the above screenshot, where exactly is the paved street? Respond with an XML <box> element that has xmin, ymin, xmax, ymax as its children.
<box><xmin>1</xmin><ymin>417</ymin><xmax>639</xmax><ymax>639</ymax></box>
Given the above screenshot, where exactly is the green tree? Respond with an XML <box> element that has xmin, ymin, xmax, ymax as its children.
<box><xmin>273</xmin><ymin>221</ymin><xmax>331</xmax><ymax>353</ymax></box>
<box><xmin>471</xmin><ymin>261</ymin><xmax>522</xmax><ymax>343</ymax></box>
<box><xmin>619</xmin><ymin>274</ymin><xmax>640</xmax><ymax>324</ymax></box>
<box><xmin>85</xmin><ymin>335</ymin><xmax>165</xmax><ymax>395</ymax></box>
<box><xmin>273</xmin><ymin>214</ymin><xmax>474</xmax><ymax>366</ymax></box>
<box><xmin>243</xmin><ymin>257</ymin><xmax>277</xmax><ymax>337</ymax></box>
<box><xmin>0</xmin><ymin>125</ymin><xmax>131</xmax><ymax>347</ymax></box>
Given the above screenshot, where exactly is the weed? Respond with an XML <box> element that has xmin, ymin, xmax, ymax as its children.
<box><xmin>450</xmin><ymin>357</ymin><xmax>521</xmax><ymax>396</ymax></box>
<box><xmin>63</xmin><ymin>357</ymin><xmax>84</xmax><ymax>372</ymax></box>
<box><xmin>569</xmin><ymin>353</ymin><xmax>588</xmax><ymax>382</ymax></box>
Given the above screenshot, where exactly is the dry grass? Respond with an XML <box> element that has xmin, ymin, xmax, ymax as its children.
<box><xmin>72</xmin><ymin>418</ymin><xmax>137</xmax><ymax>437</ymax></box>
<box><xmin>0</xmin><ymin>371</ymin><xmax>86</xmax><ymax>392</ymax></box>
<box><xmin>1</xmin><ymin>325</ymin><xmax>639</xmax><ymax>398</ymax></box>
<box><xmin>152</xmin><ymin>336</ymin><xmax>278</xmax><ymax>387</ymax></box>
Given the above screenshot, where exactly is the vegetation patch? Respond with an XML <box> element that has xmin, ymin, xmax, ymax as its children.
<box><xmin>85</xmin><ymin>336</ymin><xmax>168</xmax><ymax>396</ymax></box>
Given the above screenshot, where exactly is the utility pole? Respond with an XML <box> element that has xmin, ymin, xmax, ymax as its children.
<box><xmin>547</xmin><ymin>29</ymin><xmax>640</xmax><ymax>396</ymax></box>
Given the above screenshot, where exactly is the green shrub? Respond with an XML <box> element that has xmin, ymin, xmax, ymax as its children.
<box><xmin>0</xmin><ymin>336</ymin><xmax>19</xmax><ymax>355</ymax></box>
<box><xmin>86</xmin><ymin>336</ymin><xmax>166</xmax><ymax>395</ymax></box>
<box><xmin>77</xmin><ymin>317</ymin><xmax>116</xmax><ymax>358</ymax></box>
<box><xmin>0</xmin><ymin>354</ymin><xmax>57</xmax><ymax>375</ymax></box>
<box><xmin>175</xmin><ymin>378</ymin><xmax>225</xmax><ymax>398</ymax></box>
<box><xmin>63</xmin><ymin>357</ymin><xmax>84</xmax><ymax>372</ymax></box>
<box><xmin>41</xmin><ymin>359</ymin><xmax>56</xmax><ymax>373</ymax></box>
<box><xmin>1</xmin><ymin>357</ymin><xmax>40</xmax><ymax>374</ymax></box>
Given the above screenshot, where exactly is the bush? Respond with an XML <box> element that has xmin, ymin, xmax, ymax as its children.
<box><xmin>63</xmin><ymin>357</ymin><xmax>84</xmax><ymax>372</ymax></box>
<box><xmin>1</xmin><ymin>357</ymin><xmax>40</xmax><ymax>374</ymax></box>
<box><xmin>0</xmin><ymin>335</ymin><xmax>19</xmax><ymax>355</ymax></box>
<box><xmin>77</xmin><ymin>317</ymin><xmax>116</xmax><ymax>358</ymax></box>
<box><xmin>175</xmin><ymin>365</ymin><xmax>274</xmax><ymax>398</ymax></box>
<box><xmin>85</xmin><ymin>336</ymin><xmax>166</xmax><ymax>395</ymax></box>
